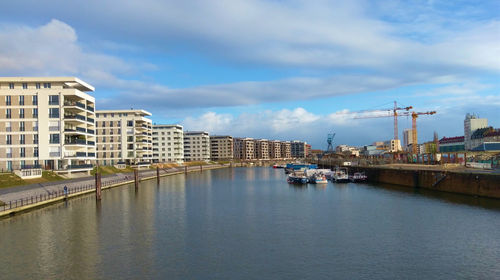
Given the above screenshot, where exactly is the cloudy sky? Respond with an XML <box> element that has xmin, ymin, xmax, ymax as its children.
<box><xmin>1</xmin><ymin>0</ymin><xmax>499</xmax><ymax>148</ymax></box>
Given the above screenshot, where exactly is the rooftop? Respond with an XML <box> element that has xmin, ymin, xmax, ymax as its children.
<box><xmin>0</xmin><ymin>76</ymin><xmax>95</xmax><ymax>91</ymax></box>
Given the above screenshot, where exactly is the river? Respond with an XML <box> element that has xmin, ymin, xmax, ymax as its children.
<box><xmin>1</xmin><ymin>167</ymin><xmax>499</xmax><ymax>279</ymax></box>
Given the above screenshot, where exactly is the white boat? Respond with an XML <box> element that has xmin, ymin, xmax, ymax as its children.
<box><xmin>331</xmin><ymin>167</ymin><xmax>349</xmax><ymax>183</ymax></box>
<box><xmin>287</xmin><ymin>171</ymin><xmax>308</xmax><ymax>184</ymax></box>
<box><xmin>309</xmin><ymin>173</ymin><xmax>328</xmax><ymax>184</ymax></box>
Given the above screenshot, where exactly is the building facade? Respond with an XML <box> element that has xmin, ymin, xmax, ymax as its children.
<box><xmin>254</xmin><ymin>139</ymin><xmax>269</xmax><ymax>160</ymax></box>
<box><xmin>291</xmin><ymin>140</ymin><xmax>308</xmax><ymax>158</ymax></box>
<box><xmin>402</xmin><ymin>129</ymin><xmax>414</xmax><ymax>151</ymax></box>
<box><xmin>280</xmin><ymin>141</ymin><xmax>291</xmax><ymax>159</ymax></box>
<box><xmin>184</xmin><ymin>131</ymin><xmax>210</xmax><ymax>161</ymax></box>
<box><xmin>234</xmin><ymin>137</ymin><xmax>255</xmax><ymax>160</ymax></box>
<box><xmin>269</xmin><ymin>140</ymin><xmax>282</xmax><ymax>159</ymax></box>
<box><xmin>152</xmin><ymin>124</ymin><xmax>184</xmax><ymax>163</ymax></box>
<box><xmin>210</xmin><ymin>135</ymin><xmax>233</xmax><ymax>160</ymax></box>
<box><xmin>464</xmin><ymin>113</ymin><xmax>488</xmax><ymax>150</ymax></box>
<box><xmin>95</xmin><ymin>109</ymin><xmax>153</xmax><ymax>165</ymax></box>
<box><xmin>0</xmin><ymin>77</ymin><xmax>96</xmax><ymax>173</ymax></box>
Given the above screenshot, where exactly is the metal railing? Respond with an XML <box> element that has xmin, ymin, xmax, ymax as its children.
<box><xmin>0</xmin><ymin>164</ymin><xmax>229</xmax><ymax>213</ymax></box>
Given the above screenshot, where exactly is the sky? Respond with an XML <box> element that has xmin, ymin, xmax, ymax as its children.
<box><xmin>0</xmin><ymin>0</ymin><xmax>499</xmax><ymax>149</ymax></box>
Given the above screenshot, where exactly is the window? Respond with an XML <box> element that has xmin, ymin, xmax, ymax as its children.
<box><xmin>5</xmin><ymin>96</ymin><xmax>11</xmax><ymax>106</ymax></box>
<box><xmin>49</xmin><ymin>108</ymin><xmax>59</xmax><ymax>118</ymax></box>
<box><xmin>102</xmin><ymin>137</ymin><xmax>106</xmax><ymax>142</ymax></box>
<box><xmin>103</xmin><ymin>113</ymin><xmax>107</xmax><ymax>117</ymax></box>
<box><xmin>33</xmin><ymin>134</ymin><xmax>38</xmax><ymax>144</ymax></box>
<box><xmin>19</xmin><ymin>121</ymin><xmax>25</xmax><ymax>132</ymax></box>
<box><xmin>102</xmin><ymin>129</ymin><xmax>106</xmax><ymax>135</ymax></box>
<box><xmin>18</xmin><ymin>95</ymin><xmax>24</xmax><ymax>105</ymax></box>
<box><xmin>33</xmin><ymin>121</ymin><xmax>38</xmax><ymax>131</ymax></box>
<box><xmin>49</xmin><ymin>134</ymin><xmax>60</xmax><ymax>144</ymax></box>
<box><xmin>111</xmin><ymin>113</ymin><xmax>114</xmax><ymax>117</ymax></box>
<box><xmin>6</xmin><ymin>148</ymin><xmax>12</xmax><ymax>158</ymax></box>
<box><xmin>6</xmin><ymin>135</ymin><xmax>12</xmax><ymax>145</ymax></box>
<box><xmin>48</xmin><ymin>95</ymin><xmax>59</xmax><ymax>105</ymax></box>
<box><xmin>102</xmin><ymin>121</ymin><xmax>106</xmax><ymax>127</ymax></box>
<box><xmin>20</xmin><ymin>134</ymin><xmax>25</xmax><ymax>144</ymax></box>
<box><xmin>19</xmin><ymin>108</ymin><xmax>25</xmax><ymax>118</ymax></box>
<box><xmin>127</xmin><ymin>120</ymin><xmax>133</xmax><ymax>127</ymax></box>
<box><xmin>36</xmin><ymin>83</ymin><xmax>41</xmax><ymax>89</ymax></box>
<box><xmin>6</xmin><ymin>109</ymin><xmax>11</xmax><ymax>119</ymax></box>
<box><xmin>34</xmin><ymin>147</ymin><xmax>39</xmax><ymax>157</ymax></box>
<box><xmin>32</xmin><ymin>95</ymin><xmax>38</xmax><ymax>105</ymax></box>
<box><xmin>9</xmin><ymin>83</ymin><xmax>14</xmax><ymax>89</ymax></box>
<box><xmin>43</xmin><ymin>83</ymin><xmax>51</xmax><ymax>88</ymax></box>
<box><xmin>6</xmin><ymin>122</ymin><xmax>11</xmax><ymax>132</ymax></box>
<box><xmin>32</xmin><ymin>108</ymin><xmax>38</xmax><ymax>118</ymax></box>
<box><xmin>22</xmin><ymin>83</ymin><xmax>28</xmax><ymax>89</ymax></box>
<box><xmin>20</xmin><ymin>148</ymin><xmax>26</xmax><ymax>158</ymax></box>
<box><xmin>110</xmin><ymin>121</ymin><xmax>113</xmax><ymax>127</ymax></box>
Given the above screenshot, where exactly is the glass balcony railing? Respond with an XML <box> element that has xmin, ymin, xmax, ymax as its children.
<box><xmin>64</xmin><ymin>114</ymin><xmax>86</xmax><ymax>121</ymax></box>
<box><xmin>65</xmin><ymin>139</ymin><xmax>87</xmax><ymax>145</ymax></box>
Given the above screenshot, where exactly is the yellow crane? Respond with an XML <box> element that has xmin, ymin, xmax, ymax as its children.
<box><xmin>353</xmin><ymin>101</ymin><xmax>412</xmax><ymax>141</ymax></box>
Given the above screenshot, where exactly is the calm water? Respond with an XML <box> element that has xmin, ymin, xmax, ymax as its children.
<box><xmin>1</xmin><ymin>167</ymin><xmax>499</xmax><ymax>279</ymax></box>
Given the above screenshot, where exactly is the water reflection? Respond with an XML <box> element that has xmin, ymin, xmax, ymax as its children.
<box><xmin>0</xmin><ymin>167</ymin><xmax>499</xmax><ymax>279</ymax></box>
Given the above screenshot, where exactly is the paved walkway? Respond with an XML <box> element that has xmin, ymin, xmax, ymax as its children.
<box><xmin>0</xmin><ymin>165</ymin><xmax>226</xmax><ymax>204</ymax></box>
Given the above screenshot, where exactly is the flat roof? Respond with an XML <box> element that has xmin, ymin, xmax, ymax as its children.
<box><xmin>0</xmin><ymin>77</ymin><xmax>95</xmax><ymax>91</ymax></box>
<box><xmin>95</xmin><ymin>109</ymin><xmax>152</xmax><ymax>116</ymax></box>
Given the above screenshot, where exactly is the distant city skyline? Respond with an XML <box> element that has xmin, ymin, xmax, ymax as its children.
<box><xmin>0</xmin><ymin>0</ymin><xmax>498</xmax><ymax>148</ymax></box>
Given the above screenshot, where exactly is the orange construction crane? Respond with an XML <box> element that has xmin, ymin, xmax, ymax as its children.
<box><xmin>353</xmin><ymin>101</ymin><xmax>412</xmax><ymax>140</ymax></box>
<box><xmin>409</xmin><ymin>111</ymin><xmax>436</xmax><ymax>154</ymax></box>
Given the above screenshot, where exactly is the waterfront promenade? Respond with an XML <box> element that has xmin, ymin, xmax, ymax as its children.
<box><xmin>0</xmin><ymin>164</ymin><xmax>229</xmax><ymax>216</ymax></box>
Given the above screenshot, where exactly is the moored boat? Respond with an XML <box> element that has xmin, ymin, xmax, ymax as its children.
<box><xmin>309</xmin><ymin>173</ymin><xmax>328</xmax><ymax>184</ymax></box>
<box><xmin>349</xmin><ymin>172</ymin><xmax>367</xmax><ymax>182</ymax></box>
<box><xmin>331</xmin><ymin>167</ymin><xmax>349</xmax><ymax>183</ymax></box>
<box><xmin>287</xmin><ymin>171</ymin><xmax>308</xmax><ymax>184</ymax></box>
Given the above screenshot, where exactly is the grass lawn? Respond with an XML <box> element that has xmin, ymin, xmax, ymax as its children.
<box><xmin>0</xmin><ymin>171</ymin><xmax>64</xmax><ymax>189</ymax></box>
<box><xmin>91</xmin><ymin>165</ymin><xmax>135</xmax><ymax>176</ymax></box>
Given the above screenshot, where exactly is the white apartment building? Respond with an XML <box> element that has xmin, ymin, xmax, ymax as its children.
<box><xmin>152</xmin><ymin>124</ymin><xmax>184</xmax><ymax>163</ymax></box>
<box><xmin>210</xmin><ymin>135</ymin><xmax>233</xmax><ymax>160</ymax></box>
<box><xmin>95</xmin><ymin>109</ymin><xmax>153</xmax><ymax>165</ymax></box>
<box><xmin>0</xmin><ymin>77</ymin><xmax>96</xmax><ymax>173</ymax></box>
<box><xmin>234</xmin><ymin>138</ymin><xmax>255</xmax><ymax>160</ymax></box>
<box><xmin>184</xmin><ymin>131</ymin><xmax>210</xmax><ymax>162</ymax></box>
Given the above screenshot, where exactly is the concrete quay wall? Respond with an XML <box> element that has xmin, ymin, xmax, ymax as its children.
<box><xmin>351</xmin><ymin>166</ymin><xmax>500</xmax><ymax>199</ymax></box>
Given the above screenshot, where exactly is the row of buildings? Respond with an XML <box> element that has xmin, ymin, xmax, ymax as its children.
<box><xmin>0</xmin><ymin>77</ymin><xmax>309</xmax><ymax>174</ymax></box>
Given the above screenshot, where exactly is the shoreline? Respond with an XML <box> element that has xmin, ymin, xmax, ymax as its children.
<box><xmin>0</xmin><ymin>164</ymin><xmax>229</xmax><ymax>219</ymax></box>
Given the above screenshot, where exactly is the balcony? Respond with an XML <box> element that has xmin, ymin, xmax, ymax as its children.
<box><xmin>66</xmin><ymin>164</ymin><xmax>93</xmax><ymax>170</ymax></box>
<box><xmin>64</xmin><ymin>114</ymin><xmax>86</xmax><ymax>122</ymax></box>
<box><xmin>87</xmin><ymin>129</ymin><xmax>95</xmax><ymax>134</ymax></box>
<box><xmin>88</xmin><ymin>152</ymin><xmax>96</xmax><ymax>157</ymax></box>
<box><xmin>87</xmin><ymin>117</ymin><xmax>94</xmax><ymax>123</ymax></box>
<box><xmin>65</xmin><ymin>152</ymin><xmax>87</xmax><ymax>158</ymax></box>
<box><xmin>87</xmin><ymin>141</ymin><xmax>95</xmax><ymax>146</ymax></box>
<box><xmin>65</xmin><ymin>139</ymin><xmax>87</xmax><ymax>145</ymax></box>
<box><xmin>87</xmin><ymin>105</ymin><xmax>94</xmax><ymax>112</ymax></box>
<box><xmin>64</xmin><ymin>101</ymin><xmax>86</xmax><ymax>110</ymax></box>
<box><xmin>64</xmin><ymin>127</ymin><xmax>87</xmax><ymax>134</ymax></box>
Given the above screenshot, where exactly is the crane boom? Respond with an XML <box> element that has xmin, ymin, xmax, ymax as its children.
<box><xmin>353</xmin><ymin>101</ymin><xmax>412</xmax><ymax>140</ymax></box>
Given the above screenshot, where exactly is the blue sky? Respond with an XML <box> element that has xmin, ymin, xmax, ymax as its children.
<box><xmin>0</xmin><ymin>0</ymin><xmax>498</xmax><ymax>148</ymax></box>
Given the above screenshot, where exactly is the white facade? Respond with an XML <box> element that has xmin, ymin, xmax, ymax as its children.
<box><xmin>0</xmin><ymin>77</ymin><xmax>96</xmax><ymax>173</ymax></box>
<box><xmin>464</xmin><ymin>113</ymin><xmax>488</xmax><ymax>150</ymax></box>
<box><xmin>95</xmin><ymin>109</ymin><xmax>153</xmax><ymax>165</ymax></box>
<box><xmin>153</xmin><ymin>124</ymin><xmax>184</xmax><ymax>163</ymax></box>
<box><xmin>184</xmin><ymin>131</ymin><xmax>210</xmax><ymax>162</ymax></box>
